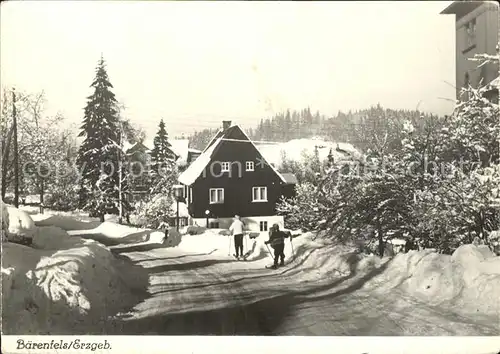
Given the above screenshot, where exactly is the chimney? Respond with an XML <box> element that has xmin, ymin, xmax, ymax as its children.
<box><xmin>222</xmin><ymin>120</ymin><xmax>232</xmax><ymax>130</ymax></box>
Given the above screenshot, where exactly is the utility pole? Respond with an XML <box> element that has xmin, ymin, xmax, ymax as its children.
<box><xmin>12</xmin><ymin>88</ymin><xmax>19</xmax><ymax>208</ymax></box>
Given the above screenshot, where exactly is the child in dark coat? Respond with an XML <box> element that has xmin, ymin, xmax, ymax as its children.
<box><xmin>265</xmin><ymin>224</ymin><xmax>290</xmax><ymax>268</ymax></box>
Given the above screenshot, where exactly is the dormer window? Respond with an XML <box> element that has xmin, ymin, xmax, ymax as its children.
<box><xmin>221</xmin><ymin>162</ymin><xmax>230</xmax><ymax>172</ymax></box>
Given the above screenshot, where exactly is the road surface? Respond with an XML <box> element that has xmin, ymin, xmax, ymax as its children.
<box><xmin>106</xmin><ymin>244</ymin><xmax>498</xmax><ymax>336</ymax></box>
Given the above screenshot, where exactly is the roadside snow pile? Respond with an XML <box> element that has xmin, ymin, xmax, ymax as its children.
<box><xmin>358</xmin><ymin>244</ymin><xmax>500</xmax><ymax>317</ymax></box>
<box><xmin>4</xmin><ymin>204</ymin><xmax>37</xmax><ymax>243</ymax></box>
<box><xmin>1</xmin><ymin>225</ymin><xmax>144</xmax><ymax>334</ymax></box>
<box><xmin>33</xmin><ymin>214</ymin><xmax>100</xmax><ymax>231</ymax></box>
<box><xmin>74</xmin><ymin>221</ymin><xmax>181</xmax><ymax>248</ymax></box>
<box><xmin>31</xmin><ymin>226</ymin><xmax>81</xmax><ymax>250</ymax></box>
<box><xmin>178</xmin><ymin>230</ymin><xmax>230</xmax><ymax>254</ymax></box>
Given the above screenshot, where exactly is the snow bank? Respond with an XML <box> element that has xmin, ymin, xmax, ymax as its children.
<box><xmin>31</xmin><ymin>226</ymin><xmax>81</xmax><ymax>250</ymax></box>
<box><xmin>2</xmin><ymin>228</ymin><xmax>145</xmax><ymax>334</ymax></box>
<box><xmin>4</xmin><ymin>205</ymin><xmax>37</xmax><ymax>243</ymax></box>
<box><xmin>33</xmin><ymin>214</ymin><xmax>100</xmax><ymax>231</ymax></box>
<box><xmin>354</xmin><ymin>244</ymin><xmax>500</xmax><ymax>317</ymax></box>
<box><xmin>74</xmin><ymin>221</ymin><xmax>182</xmax><ymax>249</ymax></box>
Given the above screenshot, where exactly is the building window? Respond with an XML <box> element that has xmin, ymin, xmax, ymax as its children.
<box><xmin>465</xmin><ymin>18</ymin><xmax>476</xmax><ymax>49</ymax></box>
<box><xmin>209</xmin><ymin>188</ymin><xmax>224</xmax><ymax>204</ymax></box>
<box><xmin>246</xmin><ymin>161</ymin><xmax>255</xmax><ymax>171</ymax></box>
<box><xmin>189</xmin><ymin>187</ymin><xmax>193</xmax><ymax>203</ymax></box>
<box><xmin>252</xmin><ymin>186</ymin><xmax>267</xmax><ymax>202</ymax></box>
<box><xmin>221</xmin><ymin>162</ymin><xmax>230</xmax><ymax>172</ymax></box>
<box><xmin>260</xmin><ymin>221</ymin><xmax>268</xmax><ymax>232</ymax></box>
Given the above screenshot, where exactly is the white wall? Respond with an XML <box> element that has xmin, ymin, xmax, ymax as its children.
<box><xmin>190</xmin><ymin>215</ymin><xmax>284</xmax><ymax>232</ymax></box>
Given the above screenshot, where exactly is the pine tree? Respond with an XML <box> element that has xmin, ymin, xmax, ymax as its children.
<box><xmin>150</xmin><ymin>119</ymin><xmax>177</xmax><ymax>194</ymax></box>
<box><xmin>76</xmin><ymin>56</ymin><xmax>121</xmax><ymax>220</ymax></box>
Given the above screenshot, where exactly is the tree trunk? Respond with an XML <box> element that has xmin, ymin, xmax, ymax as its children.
<box><xmin>39</xmin><ymin>178</ymin><xmax>44</xmax><ymax>214</ymax></box>
<box><xmin>1</xmin><ymin>125</ymin><xmax>14</xmax><ymax>200</ymax></box>
<box><xmin>377</xmin><ymin>220</ymin><xmax>384</xmax><ymax>257</ymax></box>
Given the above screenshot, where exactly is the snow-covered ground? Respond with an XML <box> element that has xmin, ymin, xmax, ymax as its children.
<box><xmin>2</xmin><ymin>205</ymin><xmax>499</xmax><ymax>335</ymax></box>
<box><xmin>109</xmin><ymin>227</ymin><xmax>498</xmax><ymax>335</ymax></box>
<box><xmin>1</xmin><ymin>205</ymin><xmax>155</xmax><ymax>334</ymax></box>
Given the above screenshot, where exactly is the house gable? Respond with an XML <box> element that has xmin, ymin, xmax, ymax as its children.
<box><xmin>179</xmin><ymin>123</ymin><xmax>297</xmax><ymax>219</ymax></box>
<box><xmin>178</xmin><ymin>124</ymin><xmax>286</xmax><ymax>186</ymax></box>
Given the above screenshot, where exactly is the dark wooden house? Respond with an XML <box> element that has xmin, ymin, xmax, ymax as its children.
<box><xmin>178</xmin><ymin>121</ymin><xmax>297</xmax><ymax>231</ymax></box>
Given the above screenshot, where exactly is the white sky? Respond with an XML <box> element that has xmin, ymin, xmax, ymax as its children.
<box><xmin>1</xmin><ymin>1</ymin><xmax>456</xmax><ymax>139</ymax></box>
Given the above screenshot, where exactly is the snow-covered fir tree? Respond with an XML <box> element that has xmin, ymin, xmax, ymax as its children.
<box><xmin>149</xmin><ymin>119</ymin><xmax>177</xmax><ymax>194</ymax></box>
<box><xmin>150</xmin><ymin>119</ymin><xmax>175</xmax><ymax>171</ymax></box>
<box><xmin>76</xmin><ymin>56</ymin><xmax>122</xmax><ymax>220</ymax></box>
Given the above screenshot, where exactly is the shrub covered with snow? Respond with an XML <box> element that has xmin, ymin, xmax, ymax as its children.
<box><xmin>185</xmin><ymin>225</ymin><xmax>207</xmax><ymax>235</ymax></box>
<box><xmin>164</xmin><ymin>227</ymin><xmax>182</xmax><ymax>247</ymax></box>
<box><xmin>133</xmin><ymin>194</ymin><xmax>175</xmax><ymax>229</ymax></box>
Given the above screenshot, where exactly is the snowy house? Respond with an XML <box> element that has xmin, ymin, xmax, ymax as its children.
<box><xmin>125</xmin><ymin>139</ymin><xmax>201</xmax><ymax>201</ymax></box>
<box><xmin>131</xmin><ymin>139</ymin><xmax>201</xmax><ymax>169</ymax></box>
<box><xmin>177</xmin><ymin>121</ymin><xmax>297</xmax><ymax>231</ymax></box>
<box><xmin>440</xmin><ymin>1</ymin><xmax>499</xmax><ymax>103</ymax></box>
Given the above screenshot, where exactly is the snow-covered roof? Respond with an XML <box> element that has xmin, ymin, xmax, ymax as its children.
<box><xmin>178</xmin><ymin>125</ymin><xmax>287</xmax><ymax>186</ymax></box>
<box><xmin>281</xmin><ymin>173</ymin><xmax>298</xmax><ymax>185</ymax></box>
<box><xmin>123</xmin><ymin>141</ymin><xmax>137</xmax><ymax>152</ymax></box>
<box><xmin>170</xmin><ymin>139</ymin><xmax>190</xmax><ymax>163</ymax></box>
<box><xmin>178</xmin><ymin>137</ymin><xmax>222</xmax><ymax>185</ymax></box>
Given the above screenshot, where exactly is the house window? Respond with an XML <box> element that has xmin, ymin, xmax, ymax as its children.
<box><xmin>465</xmin><ymin>18</ymin><xmax>476</xmax><ymax>49</ymax></box>
<box><xmin>209</xmin><ymin>188</ymin><xmax>224</xmax><ymax>204</ymax></box>
<box><xmin>221</xmin><ymin>162</ymin><xmax>230</xmax><ymax>172</ymax></box>
<box><xmin>252</xmin><ymin>186</ymin><xmax>267</xmax><ymax>202</ymax></box>
<box><xmin>189</xmin><ymin>187</ymin><xmax>193</xmax><ymax>203</ymax></box>
<box><xmin>246</xmin><ymin>161</ymin><xmax>254</xmax><ymax>171</ymax></box>
<box><xmin>260</xmin><ymin>221</ymin><xmax>268</xmax><ymax>232</ymax></box>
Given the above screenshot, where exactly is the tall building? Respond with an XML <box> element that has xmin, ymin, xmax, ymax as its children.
<box><xmin>441</xmin><ymin>1</ymin><xmax>499</xmax><ymax>102</ymax></box>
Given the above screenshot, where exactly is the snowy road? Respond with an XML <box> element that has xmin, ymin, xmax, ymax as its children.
<box><xmin>108</xmin><ymin>244</ymin><xmax>498</xmax><ymax>336</ymax></box>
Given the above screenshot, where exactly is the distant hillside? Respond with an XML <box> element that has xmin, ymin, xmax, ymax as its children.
<box><xmin>187</xmin><ymin>105</ymin><xmax>437</xmax><ymax>153</ymax></box>
<box><xmin>257</xmin><ymin>138</ymin><xmax>361</xmax><ymax>170</ymax></box>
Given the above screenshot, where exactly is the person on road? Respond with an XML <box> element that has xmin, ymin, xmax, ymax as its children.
<box><xmin>158</xmin><ymin>221</ymin><xmax>170</xmax><ymax>244</ymax></box>
<box><xmin>229</xmin><ymin>215</ymin><xmax>245</xmax><ymax>259</ymax></box>
<box><xmin>265</xmin><ymin>223</ymin><xmax>290</xmax><ymax>268</ymax></box>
